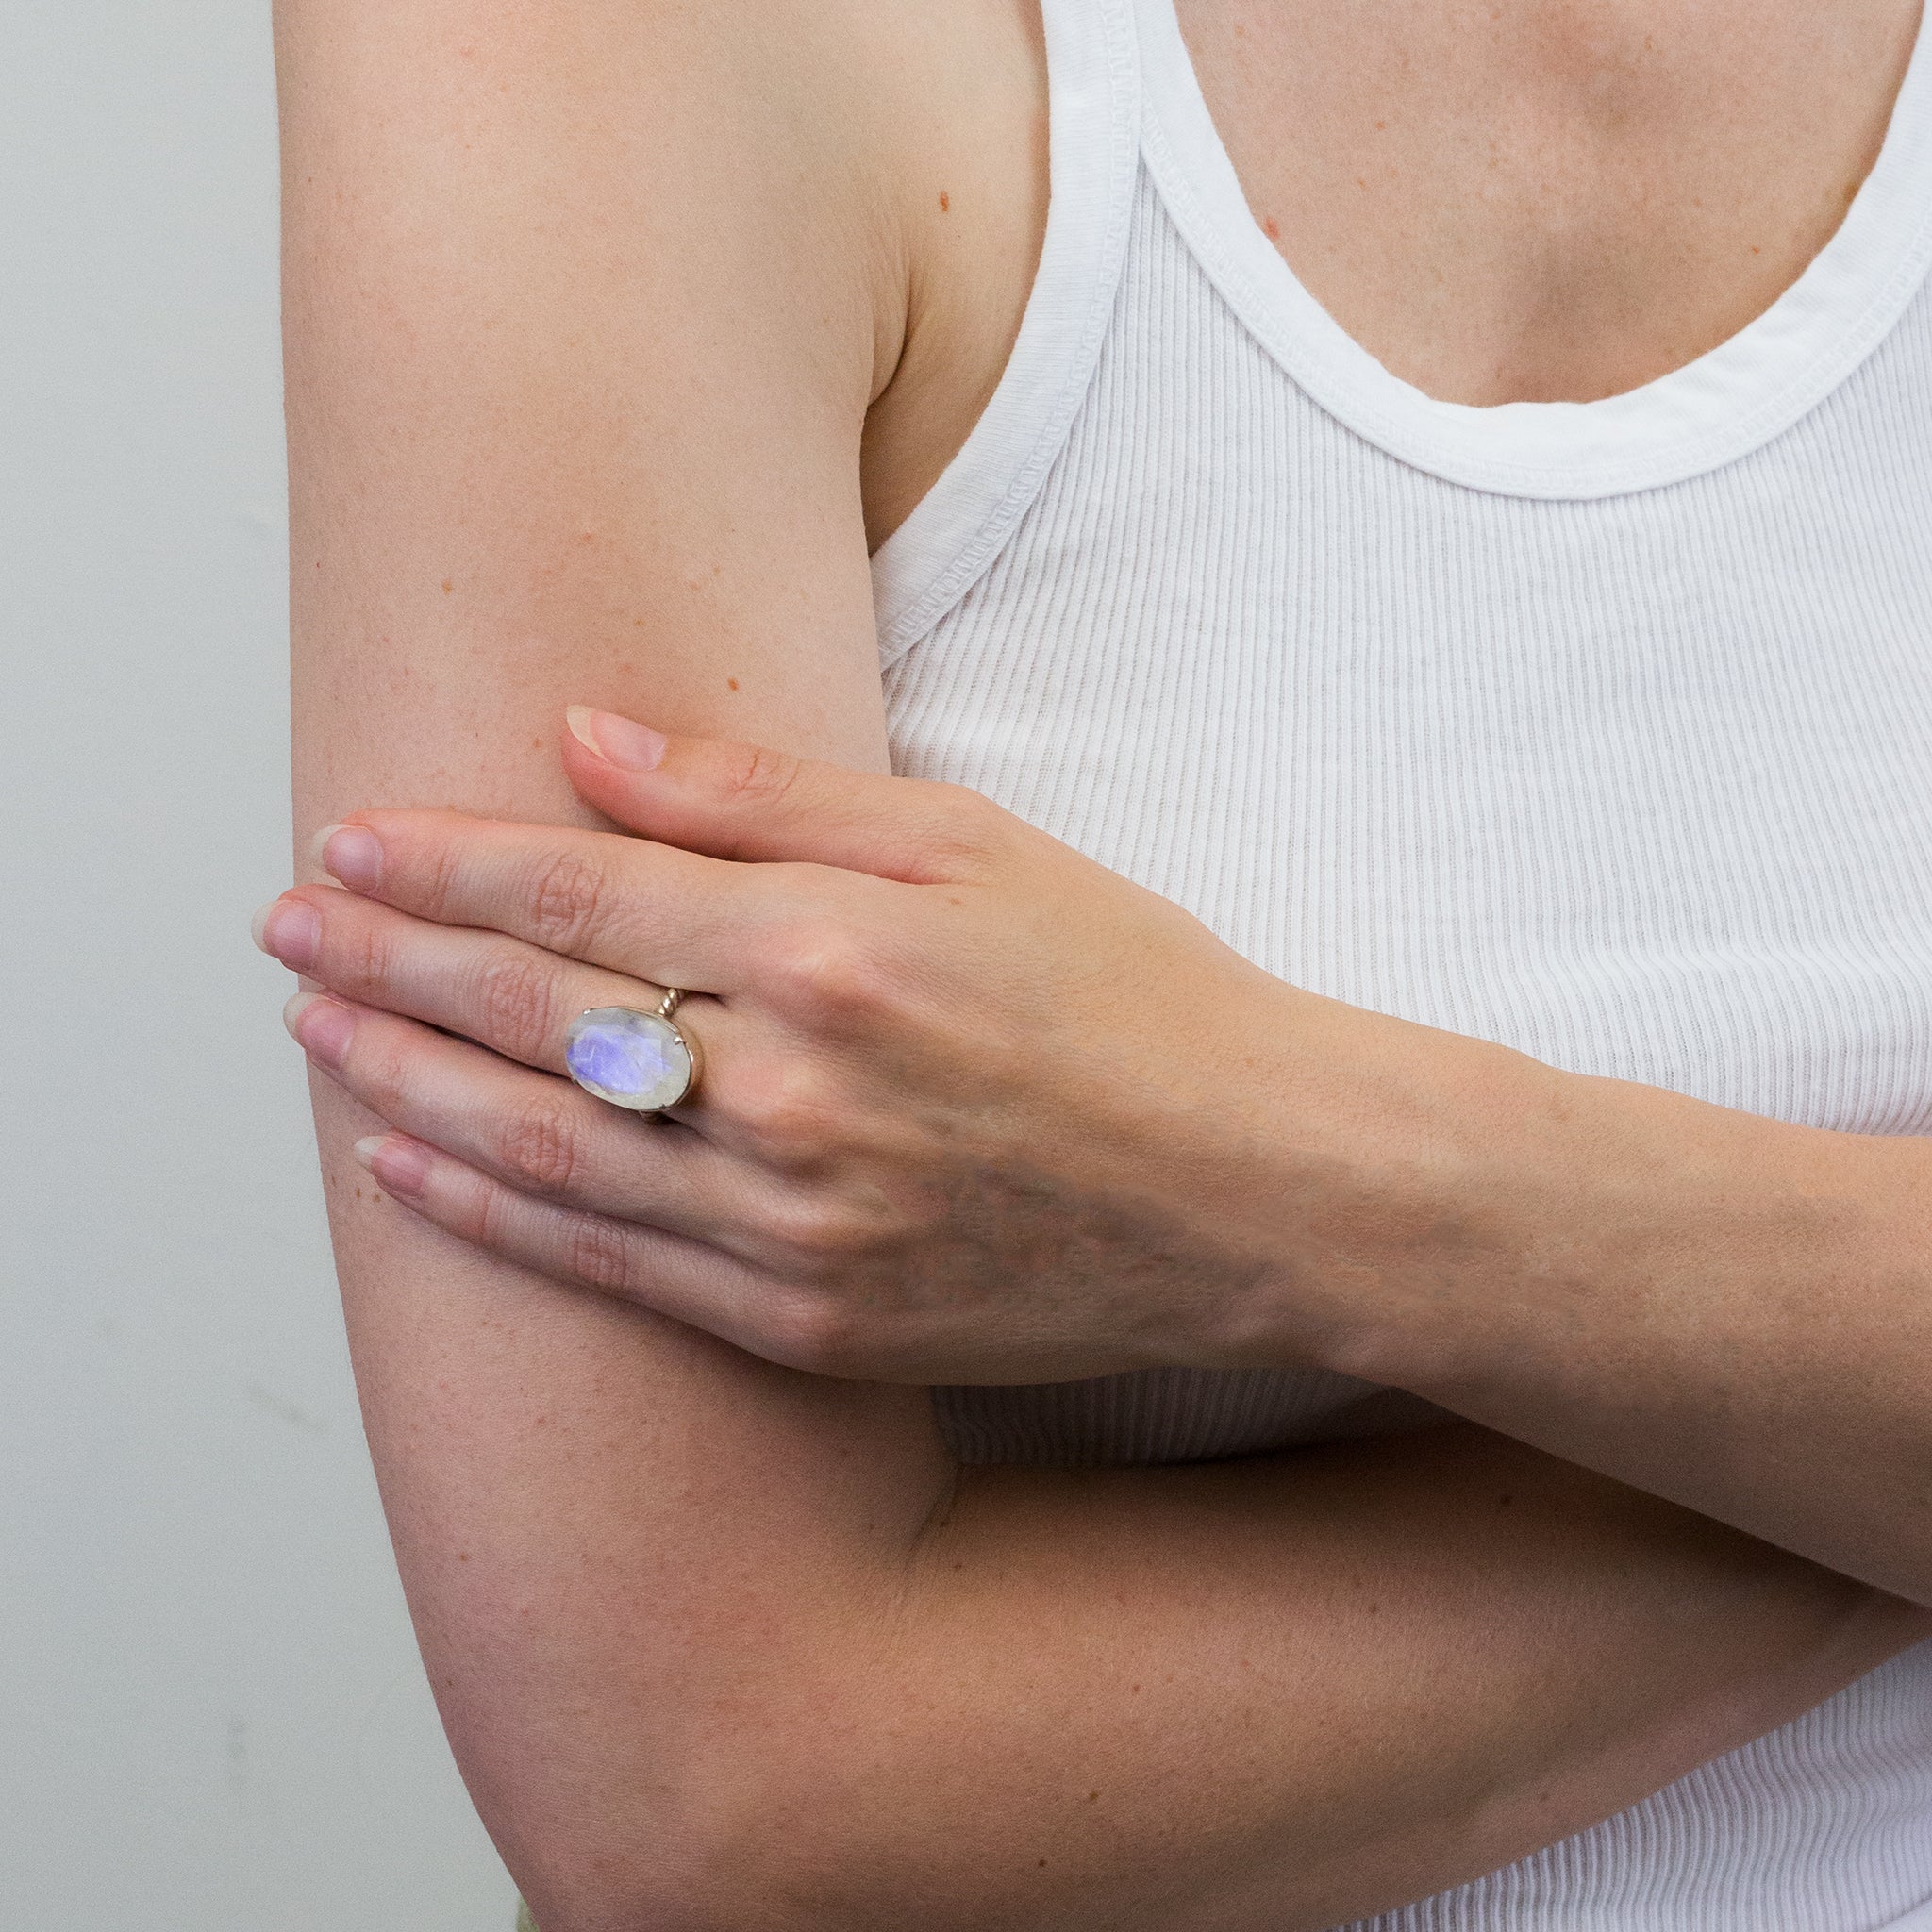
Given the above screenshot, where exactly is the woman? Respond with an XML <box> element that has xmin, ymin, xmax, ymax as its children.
<box><xmin>259</xmin><ymin>0</ymin><xmax>1932</xmax><ymax>1925</ymax></box>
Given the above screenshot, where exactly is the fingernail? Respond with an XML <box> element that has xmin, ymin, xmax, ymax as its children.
<box><xmin>566</xmin><ymin>706</ymin><xmax>667</xmax><ymax>772</ymax></box>
<box><xmin>254</xmin><ymin>898</ymin><xmax>321</xmax><ymax>973</ymax></box>
<box><xmin>284</xmin><ymin>991</ymin><xmax>355</xmax><ymax>1072</ymax></box>
<box><xmin>354</xmin><ymin>1133</ymin><xmax>430</xmax><ymax>1198</ymax></box>
<box><xmin>313</xmin><ymin>824</ymin><xmax>383</xmax><ymax>893</ymax></box>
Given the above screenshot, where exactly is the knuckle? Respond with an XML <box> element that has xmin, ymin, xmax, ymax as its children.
<box><xmin>767</xmin><ymin>920</ymin><xmax>887</xmax><ymax>1025</ymax></box>
<box><xmin>495</xmin><ymin>1095</ymin><xmax>587</xmax><ymax>1195</ymax></box>
<box><xmin>930</xmin><ymin>782</ymin><xmax>1011</xmax><ymax>859</ymax></box>
<box><xmin>418</xmin><ymin>832</ymin><xmax>467</xmax><ymax>922</ymax></box>
<box><xmin>564</xmin><ymin>1216</ymin><xmax>637</xmax><ymax>1294</ymax></box>
<box><xmin>717</xmin><ymin>740</ymin><xmax>802</xmax><ymax>812</ymax></box>
<box><xmin>466</xmin><ymin>1177</ymin><xmax>511</xmax><ymax>1254</ymax></box>
<box><xmin>352</xmin><ymin>1031</ymin><xmax>414</xmax><ymax>1119</ymax></box>
<box><xmin>527</xmin><ymin>850</ymin><xmax>611</xmax><ymax>952</ymax></box>
<box><xmin>844</xmin><ymin>780</ymin><xmax>1016</xmax><ymax>883</ymax></box>
<box><xmin>759</xmin><ymin>1291</ymin><xmax>863</xmax><ymax>1377</ymax></box>
<box><xmin>720</xmin><ymin>1061</ymin><xmax>840</xmax><ymax>1169</ymax></box>
<box><xmin>769</xmin><ymin>1194</ymin><xmax>869</xmax><ymax>1274</ymax></box>
<box><xmin>475</xmin><ymin>951</ymin><xmax>561</xmax><ymax>1062</ymax></box>
<box><xmin>338</xmin><ymin>915</ymin><xmax>391</xmax><ymax>998</ymax></box>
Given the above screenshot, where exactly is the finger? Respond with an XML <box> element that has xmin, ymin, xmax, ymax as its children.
<box><xmin>264</xmin><ymin>891</ymin><xmax>841</xmax><ymax>1177</ymax></box>
<box><xmin>350</xmin><ymin>1129</ymin><xmax>826</xmax><ymax>1370</ymax></box>
<box><xmin>287</xmin><ymin>991</ymin><xmax>765</xmax><ymax>1251</ymax></box>
<box><xmin>560</xmin><ymin>706</ymin><xmax>1016</xmax><ymax>882</ymax></box>
<box><xmin>309</xmin><ymin>807</ymin><xmax>793</xmax><ymax>991</ymax></box>
<box><xmin>258</xmin><ymin>880</ymin><xmax>701</xmax><ymax>1077</ymax></box>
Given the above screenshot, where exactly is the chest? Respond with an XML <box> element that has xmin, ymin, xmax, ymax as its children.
<box><xmin>1162</xmin><ymin>0</ymin><xmax>1920</xmax><ymax>405</ymax></box>
<box><xmin>883</xmin><ymin>241</ymin><xmax>1932</xmax><ymax>1138</ymax></box>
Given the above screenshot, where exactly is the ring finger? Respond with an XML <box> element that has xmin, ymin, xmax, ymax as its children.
<box><xmin>286</xmin><ymin>989</ymin><xmax>790</xmax><ymax>1258</ymax></box>
<box><xmin>257</xmin><ymin>880</ymin><xmax>748</xmax><ymax>1115</ymax></box>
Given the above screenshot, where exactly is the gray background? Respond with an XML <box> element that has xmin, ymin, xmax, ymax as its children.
<box><xmin>2</xmin><ymin>3</ymin><xmax>519</xmax><ymax>1924</ymax></box>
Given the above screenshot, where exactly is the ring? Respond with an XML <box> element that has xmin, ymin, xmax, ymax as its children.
<box><xmin>563</xmin><ymin>989</ymin><xmax>702</xmax><ymax>1114</ymax></box>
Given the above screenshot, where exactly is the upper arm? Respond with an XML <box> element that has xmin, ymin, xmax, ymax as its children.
<box><xmin>274</xmin><ymin>1</ymin><xmax>950</xmax><ymax>1913</ymax></box>
<box><xmin>278</xmin><ymin>0</ymin><xmax>905</xmax><ymax>806</ymax></box>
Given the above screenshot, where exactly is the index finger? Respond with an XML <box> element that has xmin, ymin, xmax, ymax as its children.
<box><xmin>312</xmin><ymin>808</ymin><xmax>787</xmax><ymax>992</ymax></box>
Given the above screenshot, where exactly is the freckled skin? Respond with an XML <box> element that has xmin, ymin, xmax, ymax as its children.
<box><xmin>277</xmin><ymin>0</ymin><xmax>1930</xmax><ymax>1921</ymax></box>
<box><xmin>1180</xmin><ymin>0</ymin><xmax>1918</xmax><ymax>403</ymax></box>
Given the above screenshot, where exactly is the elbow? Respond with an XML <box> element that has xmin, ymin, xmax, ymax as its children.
<box><xmin>520</xmin><ymin>1740</ymin><xmax>1184</xmax><ymax>1932</ymax></box>
<box><xmin>512</xmin><ymin>1832</ymin><xmax>770</xmax><ymax>1932</ymax></box>
<box><xmin>522</xmin><ymin>1826</ymin><xmax>870</xmax><ymax>1932</ymax></box>
<box><xmin>508</xmin><ymin>1798</ymin><xmax>784</xmax><ymax>1932</ymax></box>
<box><xmin>509</xmin><ymin>1711</ymin><xmax>906</xmax><ymax>1932</ymax></box>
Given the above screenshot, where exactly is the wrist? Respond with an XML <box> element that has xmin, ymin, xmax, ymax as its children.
<box><xmin>1291</xmin><ymin>1018</ymin><xmax>1918</xmax><ymax>1412</ymax></box>
<box><xmin>1182</xmin><ymin>972</ymin><xmax>1564</xmax><ymax>1379</ymax></box>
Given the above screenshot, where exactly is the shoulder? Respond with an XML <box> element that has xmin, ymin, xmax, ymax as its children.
<box><xmin>275</xmin><ymin>0</ymin><xmax>1046</xmax><ymax>544</ymax></box>
<box><xmin>273</xmin><ymin>0</ymin><xmax>919</xmax><ymax>374</ymax></box>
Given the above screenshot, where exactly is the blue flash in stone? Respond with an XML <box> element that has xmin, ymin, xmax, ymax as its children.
<box><xmin>565</xmin><ymin>1006</ymin><xmax>693</xmax><ymax>1110</ymax></box>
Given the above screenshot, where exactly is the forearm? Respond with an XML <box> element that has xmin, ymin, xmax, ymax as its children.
<box><xmin>580</xmin><ymin>1424</ymin><xmax>1922</xmax><ymax>1932</ymax></box>
<box><xmin>1435</xmin><ymin>1076</ymin><xmax>1932</xmax><ymax>1603</ymax></box>
<box><xmin>306</xmin><ymin>977</ymin><xmax>1920</xmax><ymax>1932</ymax></box>
<box><xmin>1252</xmin><ymin>1009</ymin><xmax>1932</xmax><ymax>1605</ymax></box>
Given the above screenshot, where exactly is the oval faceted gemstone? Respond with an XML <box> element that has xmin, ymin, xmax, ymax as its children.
<box><xmin>564</xmin><ymin>1006</ymin><xmax>693</xmax><ymax>1110</ymax></box>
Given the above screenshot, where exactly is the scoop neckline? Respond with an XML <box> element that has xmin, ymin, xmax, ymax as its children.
<box><xmin>1135</xmin><ymin>0</ymin><xmax>1932</xmax><ymax>499</ymax></box>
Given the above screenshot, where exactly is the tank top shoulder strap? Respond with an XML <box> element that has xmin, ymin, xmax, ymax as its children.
<box><xmin>870</xmin><ymin>0</ymin><xmax>1142</xmax><ymax>671</ymax></box>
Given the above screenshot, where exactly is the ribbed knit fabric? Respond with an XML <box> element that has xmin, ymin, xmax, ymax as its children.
<box><xmin>872</xmin><ymin>0</ymin><xmax>1932</xmax><ymax>1924</ymax></box>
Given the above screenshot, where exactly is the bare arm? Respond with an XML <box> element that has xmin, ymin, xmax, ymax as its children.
<box><xmin>275</xmin><ymin>4</ymin><xmax>1927</xmax><ymax>1926</ymax></box>
<box><xmin>1323</xmin><ymin>1055</ymin><xmax>1932</xmax><ymax>1607</ymax></box>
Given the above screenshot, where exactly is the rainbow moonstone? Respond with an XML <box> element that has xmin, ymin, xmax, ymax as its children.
<box><xmin>564</xmin><ymin>1006</ymin><xmax>693</xmax><ymax>1110</ymax></box>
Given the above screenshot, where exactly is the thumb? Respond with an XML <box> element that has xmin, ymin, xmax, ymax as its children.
<box><xmin>560</xmin><ymin>706</ymin><xmax>1009</xmax><ymax>881</ymax></box>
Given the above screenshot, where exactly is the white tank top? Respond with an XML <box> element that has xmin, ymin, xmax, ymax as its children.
<box><xmin>874</xmin><ymin>0</ymin><xmax>1932</xmax><ymax>1921</ymax></box>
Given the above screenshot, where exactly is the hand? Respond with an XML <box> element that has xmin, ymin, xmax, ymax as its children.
<box><xmin>258</xmin><ymin>708</ymin><xmax>1488</xmax><ymax>1383</ymax></box>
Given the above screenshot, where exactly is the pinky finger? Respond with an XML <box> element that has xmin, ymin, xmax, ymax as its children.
<box><xmin>351</xmin><ymin>1132</ymin><xmax>815</xmax><ymax>1369</ymax></box>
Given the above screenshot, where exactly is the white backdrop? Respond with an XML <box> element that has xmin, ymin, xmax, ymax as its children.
<box><xmin>1</xmin><ymin>4</ymin><xmax>518</xmax><ymax>1924</ymax></box>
